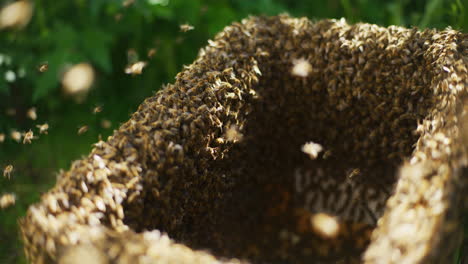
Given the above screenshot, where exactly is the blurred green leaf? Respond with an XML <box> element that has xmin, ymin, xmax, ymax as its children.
<box><xmin>204</xmin><ymin>4</ymin><xmax>237</xmax><ymax>35</ymax></box>
<box><xmin>81</xmin><ymin>29</ymin><xmax>113</xmax><ymax>73</ymax></box>
<box><xmin>0</xmin><ymin>77</ymin><xmax>8</xmax><ymax>94</ymax></box>
<box><xmin>387</xmin><ymin>2</ymin><xmax>404</xmax><ymax>26</ymax></box>
<box><xmin>53</xmin><ymin>22</ymin><xmax>79</xmax><ymax>50</ymax></box>
<box><xmin>419</xmin><ymin>0</ymin><xmax>444</xmax><ymax>28</ymax></box>
<box><xmin>33</xmin><ymin>52</ymin><xmax>66</xmax><ymax>101</ymax></box>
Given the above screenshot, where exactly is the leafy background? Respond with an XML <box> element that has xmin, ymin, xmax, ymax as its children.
<box><xmin>0</xmin><ymin>0</ymin><xmax>466</xmax><ymax>263</ymax></box>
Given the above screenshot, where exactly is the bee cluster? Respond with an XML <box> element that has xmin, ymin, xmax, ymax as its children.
<box><xmin>20</xmin><ymin>15</ymin><xmax>467</xmax><ymax>264</ymax></box>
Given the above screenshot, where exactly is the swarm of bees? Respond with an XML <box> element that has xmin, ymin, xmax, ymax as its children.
<box><xmin>4</xmin><ymin>107</ymin><xmax>50</xmax><ymax>144</ymax></box>
<box><xmin>19</xmin><ymin>15</ymin><xmax>468</xmax><ymax>264</ymax></box>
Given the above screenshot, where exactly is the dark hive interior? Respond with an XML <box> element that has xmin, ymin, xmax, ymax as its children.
<box><xmin>120</xmin><ymin>18</ymin><xmax>437</xmax><ymax>263</ymax></box>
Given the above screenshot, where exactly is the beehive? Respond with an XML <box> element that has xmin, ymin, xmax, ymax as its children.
<box><xmin>20</xmin><ymin>15</ymin><xmax>468</xmax><ymax>263</ymax></box>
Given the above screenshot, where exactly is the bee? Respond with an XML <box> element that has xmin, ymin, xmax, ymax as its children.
<box><xmin>94</xmin><ymin>197</ymin><xmax>106</xmax><ymax>212</ymax></box>
<box><xmin>127</xmin><ymin>49</ymin><xmax>138</xmax><ymax>63</ymax></box>
<box><xmin>122</xmin><ymin>0</ymin><xmax>135</xmax><ymax>7</ymax></box>
<box><xmin>125</xmin><ymin>61</ymin><xmax>147</xmax><ymax>75</ymax></box>
<box><xmin>3</xmin><ymin>165</ymin><xmax>13</xmax><ymax>179</ymax></box>
<box><xmin>147</xmin><ymin>48</ymin><xmax>157</xmax><ymax>58</ymax></box>
<box><xmin>62</xmin><ymin>63</ymin><xmax>95</xmax><ymax>97</ymax></box>
<box><xmin>310</xmin><ymin>212</ymin><xmax>340</xmax><ymax>239</ymax></box>
<box><xmin>92</xmin><ymin>105</ymin><xmax>103</xmax><ymax>114</ymax></box>
<box><xmin>291</xmin><ymin>58</ymin><xmax>312</xmax><ymax>77</ymax></box>
<box><xmin>23</xmin><ymin>129</ymin><xmax>34</xmax><ymax>144</ymax></box>
<box><xmin>6</xmin><ymin>108</ymin><xmax>15</xmax><ymax>116</ymax></box>
<box><xmin>179</xmin><ymin>23</ymin><xmax>194</xmax><ymax>32</ymax></box>
<box><xmin>301</xmin><ymin>141</ymin><xmax>323</xmax><ymax>160</ymax></box>
<box><xmin>114</xmin><ymin>13</ymin><xmax>123</xmax><ymax>21</ymax></box>
<box><xmin>77</xmin><ymin>125</ymin><xmax>89</xmax><ymax>135</ymax></box>
<box><xmin>225</xmin><ymin>125</ymin><xmax>243</xmax><ymax>142</ymax></box>
<box><xmin>11</xmin><ymin>130</ymin><xmax>21</xmax><ymax>142</ymax></box>
<box><xmin>175</xmin><ymin>36</ymin><xmax>184</xmax><ymax>44</ymax></box>
<box><xmin>36</xmin><ymin>123</ymin><xmax>49</xmax><ymax>134</ymax></box>
<box><xmin>0</xmin><ymin>193</ymin><xmax>15</xmax><ymax>209</ymax></box>
<box><xmin>37</xmin><ymin>62</ymin><xmax>48</xmax><ymax>72</ymax></box>
<box><xmin>322</xmin><ymin>150</ymin><xmax>332</xmax><ymax>159</ymax></box>
<box><xmin>348</xmin><ymin>168</ymin><xmax>361</xmax><ymax>179</ymax></box>
<box><xmin>0</xmin><ymin>0</ymin><xmax>33</xmax><ymax>29</ymax></box>
<box><xmin>101</xmin><ymin>119</ymin><xmax>112</xmax><ymax>129</ymax></box>
<box><xmin>0</xmin><ymin>133</ymin><xmax>4</xmax><ymax>143</ymax></box>
<box><xmin>27</xmin><ymin>107</ymin><xmax>37</xmax><ymax>120</ymax></box>
<box><xmin>200</xmin><ymin>5</ymin><xmax>208</xmax><ymax>14</ymax></box>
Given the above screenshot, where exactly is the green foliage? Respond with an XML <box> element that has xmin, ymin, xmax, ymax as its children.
<box><xmin>0</xmin><ymin>0</ymin><xmax>466</xmax><ymax>263</ymax></box>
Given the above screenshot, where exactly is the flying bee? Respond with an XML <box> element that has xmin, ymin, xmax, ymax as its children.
<box><xmin>179</xmin><ymin>23</ymin><xmax>194</xmax><ymax>32</ymax></box>
<box><xmin>26</xmin><ymin>107</ymin><xmax>37</xmax><ymax>120</ymax></box>
<box><xmin>0</xmin><ymin>193</ymin><xmax>15</xmax><ymax>209</ymax></box>
<box><xmin>6</xmin><ymin>108</ymin><xmax>15</xmax><ymax>116</ymax></box>
<box><xmin>125</xmin><ymin>61</ymin><xmax>147</xmax><ymax>75</ymax></box>
<box><xmin>11</xmin><ymin>130</ymin><xmax>21</xmax><ymax>142</ymax></box>
<box><xmin>310</xmin><ymin>212</ymin><xmax>340</xmax><ymax>239</ymax></box>
<box><xmin>101</xmin><ymin>119</ymin><xmax>111</xmax><ymax>129</ymax></box>
<box><xmin>301</xmin><ymin>141</ymin><xmax>323</xmax><ymax>160</ymax></box>
<box><xmin>3</xmin><ymin>165</ymin><xmax>13</xmax><ymax>179</ymax></box>
<box><xmin>0</xmin><ymin>133</ymin><xmax>4</xmax><ymax>143</ymax></box>
<box><xmin>122</xmin><ymin>0</ymin><xmax>135</xmax><ymax>7</ymax></box>
<box><xmin>348</xmin><ymin>168</ymin><xmax>361</xmax><ymax>179</ymax></box>
<box><xmin>322</xmin><ymin>150</ymin><xmax>332</xmax><ymax>159</ymax></box>
<box><xmin>225</xmin><ymin>125</ymin><xmax>243</xmax><ymax>142</ymax></box>
<box><xmin>23</xmin><ymin>130</ymin><xmax>34</xmax><ymax>144</ymax></box>
<box><xmin>37</xmin><ymin>62</ymin><xmax>48</xmax><ymax>72</ymax></box>
<box><xmin>36</xmin><ymin>123</ymin><xmax>49</xmax><ymax>134</ymax></box>
<box><xmin>291</xmin><ymin>58</ymin><xmax>312</xmax><ymax>77</ymax></box>
<box><xmin>114</xmin><ymin>13</ymin><xmax>123</xmax><ymax>21</ymax></box>
<box><xmin>92</xmin><ymin>105</ymin><xmax>103</xmax><ymax>114</ymax></box>
<box><xmin>147</xmin><ymin>48</ymin><xmax>157</xmax><ymax>58</ymax></box>
<box><xmin>127</xmin><ymin>49</ymin><xmax>138</xmax><ymax>64</ymax></box>
<box><xmin>62</xmin><ymin>63</ymin><xmax>95</xmax><ymax>98</ymax></box>
<box><xmin>78</xmin><ymin>125</ymin><xmax>89</xmax><ymax>135</ymax></box>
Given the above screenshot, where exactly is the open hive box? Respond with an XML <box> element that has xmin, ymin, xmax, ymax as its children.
<box><xmin>21</xmin><ymin>15</ymin><xmax>468</xmax><ymax>264</ymax></box>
